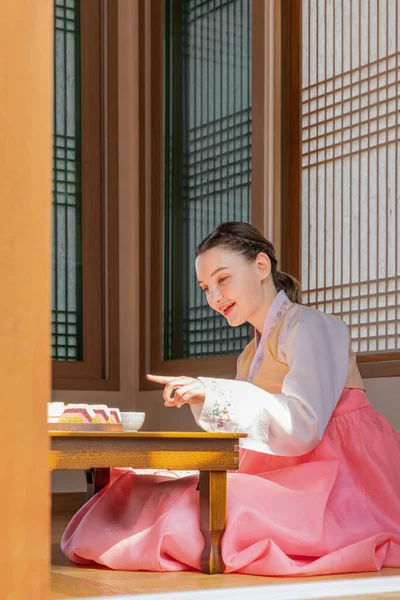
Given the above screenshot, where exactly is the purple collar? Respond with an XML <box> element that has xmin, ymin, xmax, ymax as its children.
<box><xmin>248</xmin><ymin>291</ymin><xmax>292</xmax><ymax>383</ymax></box>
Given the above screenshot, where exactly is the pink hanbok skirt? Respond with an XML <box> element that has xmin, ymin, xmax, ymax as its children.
<box><xmin>61</xmin><ymin>389</ymin><xmax>400</xmax><ymax>576</ymax></box>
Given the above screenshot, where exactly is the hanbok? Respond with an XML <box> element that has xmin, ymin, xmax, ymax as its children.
<box><xmin>61</xmin><ymin>291</ymin><xmax>400</xmax><ymax>575</ymax></box>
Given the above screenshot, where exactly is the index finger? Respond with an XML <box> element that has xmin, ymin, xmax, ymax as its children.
<box><xmin>147</xmin><ymin>374</ymin><xmax>178</xmax><ymax>384</ymax></box>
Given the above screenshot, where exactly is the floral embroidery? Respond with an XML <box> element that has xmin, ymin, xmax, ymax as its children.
<box><xmin>202</xmin><ymin>379</ymin><xmax>234</xmax><ymax>431</ymax></box>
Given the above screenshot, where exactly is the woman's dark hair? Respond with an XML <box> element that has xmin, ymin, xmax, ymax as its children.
<box><xmin>196</xmin><ymin>221</ymin><xmax>302</xmax><ymax>304</ymax></box>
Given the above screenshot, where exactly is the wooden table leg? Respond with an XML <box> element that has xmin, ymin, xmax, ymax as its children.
<box><xmin>199</xmin><ymin>470</ymin><xmax>227</xmax><ymax>574</ymax></box>
<box><xmin>85</xmin><ymin>467</ymin><xmax>111</xmax><ymax>501</ymax></box>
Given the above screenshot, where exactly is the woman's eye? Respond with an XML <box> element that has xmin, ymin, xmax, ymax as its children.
<box><xmin>219</xmin><ymin>276</ymin><xmax>229</xmax><ymax>284</ymax></box>
<box><xmin>202</xmin><ymin>287</ymin><xmax>209</xmax><ymax>294</ymax></box>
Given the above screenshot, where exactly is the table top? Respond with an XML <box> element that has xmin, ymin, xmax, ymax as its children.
<box><xmin>49</xmin><ymin>430</ymin><xmax>247</xmax><ymax>439</ymax></box>
<box><xmin>49</xmin><ymin>429</ymin><xmax>243</xmax><ymax>471</ymax></box>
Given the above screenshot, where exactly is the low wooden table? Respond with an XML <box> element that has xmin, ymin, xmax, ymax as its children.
<box><xmin>49</xmin><ymin>430</ymin><xmax>246</xmax><ymax>574</ymax></box>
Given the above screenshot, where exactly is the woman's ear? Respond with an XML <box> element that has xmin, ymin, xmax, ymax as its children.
<box><xmin>255</xmin><ymin>252</ymin><xmax>271</xmax><ymax>282</ymax></box>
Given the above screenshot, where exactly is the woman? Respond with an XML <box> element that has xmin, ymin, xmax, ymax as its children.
<box><xmin>61</xmin><ymin>222</ymin><xmax>400</xmax><ymax>576</ymax></box>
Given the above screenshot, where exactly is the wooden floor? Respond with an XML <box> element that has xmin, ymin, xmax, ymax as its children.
<box><xmin>51</xmin><ymin>493</ymin><xmax>400</xmax><ymax>599</ymax></box>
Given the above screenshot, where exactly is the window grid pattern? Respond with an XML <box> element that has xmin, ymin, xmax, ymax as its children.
<box><xmin>301</xmin><ymin>0</ymin><xmax>400</xmax><ymax>354</ymax></box>
<box><xmin>52</xmin><ymin>0</ymin><xmax>83</xmax><ymax>361</ymax></box>
<box><xmin>163</xmin><ymin>0</ymin><xmax>252</xmax><ymax>359</ymax></box>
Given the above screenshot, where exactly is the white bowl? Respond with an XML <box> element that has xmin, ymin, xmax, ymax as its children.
<box><xmin>47</xmin><ymin>402</ymin><xmax>65</xmax><ymax>421</ymax></box>
<box><xmin>120</xmin><ymin>412</ymin><xmax>145</xmax><ymax>431</ymax></box>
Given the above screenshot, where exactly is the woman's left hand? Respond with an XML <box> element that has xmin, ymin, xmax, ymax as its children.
<box><xmin>146</xmin><ymin>374</ymin><xmax>206</xmax><ymax>408</ymax></box>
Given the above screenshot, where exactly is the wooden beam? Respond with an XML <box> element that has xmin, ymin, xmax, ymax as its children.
<box><xmin>0</xmin><ymin>3</ymin><xmax>52</xmax><ymax>598</ymax></box>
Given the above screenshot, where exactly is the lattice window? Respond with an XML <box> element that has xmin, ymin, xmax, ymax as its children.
<box><xmin>163</xmin><ymin>0</ymin><xmax>252</xmax><ymax>360</ymax></box>
<box><xmin>301</xmin><ymin>0</ymin><xmax>400</xmax><ymax>354</ymax></box>
<box><xmin>52</xmin><ymin>0</ymin><xmax>82</xmax><ymax>361</ymax></box>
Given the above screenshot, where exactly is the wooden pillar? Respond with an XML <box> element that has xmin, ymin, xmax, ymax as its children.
<box><xmin>0</xmin><ymin>2</ymin><xmax>52</xmax><ymax>598</ymax></box>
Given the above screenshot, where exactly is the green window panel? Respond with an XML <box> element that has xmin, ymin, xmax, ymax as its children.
<box><xmin>52</xmin><ymin>0</ymin><xmax>83</xmax><ymax>361</ymax></box>
<box><xmin>163</xmin><ymin>0</ymin><xmax>252</xmax><ymax>360</ymax></box>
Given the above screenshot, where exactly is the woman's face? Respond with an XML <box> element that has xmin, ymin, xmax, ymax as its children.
<box><xmin>195</xmin><ymin>247</ymin><xmax>269</xmax><ymax>327</ymax></box>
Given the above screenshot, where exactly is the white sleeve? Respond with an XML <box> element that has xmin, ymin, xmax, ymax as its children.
<box><xmin>190</xmin><ymin>305</ymin><xmax>350</xmax><ymax>456</ymax></box>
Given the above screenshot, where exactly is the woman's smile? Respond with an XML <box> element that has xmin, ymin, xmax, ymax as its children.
<box><xmin>221</xmin><ymin>302</ymin><xmax>236</xmax><ymax>317</ymax></box>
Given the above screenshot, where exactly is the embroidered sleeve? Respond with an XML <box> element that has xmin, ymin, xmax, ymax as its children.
<box><xmin>192</xmin><ymin>378</ymin><xmax>237</xmax><ymax>432</ymax></box>
<box><xmin>191</xmin><ymin>376</ymin><xmax>272</xmax><ymax>450</ymax></box>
